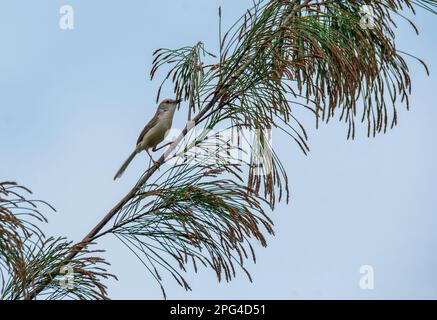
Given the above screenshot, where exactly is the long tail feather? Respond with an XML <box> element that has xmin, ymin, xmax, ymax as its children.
<box><xmin>114</xmin><ymin>149</ymin><xmax>139</xmax><ymax>180</ymax></box>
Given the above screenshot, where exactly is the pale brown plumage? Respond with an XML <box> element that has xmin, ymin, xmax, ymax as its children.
<box><xmin>114</xmin><ymin>99</ymin><xmax>180</xmax><ymax>180</ymax></box>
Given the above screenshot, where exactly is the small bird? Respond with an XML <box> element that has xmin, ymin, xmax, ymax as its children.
<box><xmin>114</xmin><ymin>98</ymin><xmax>181</xmax><ymax>180</ymax></box>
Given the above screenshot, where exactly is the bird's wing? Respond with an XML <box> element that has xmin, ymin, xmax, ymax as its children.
<box><xmin>136</xmin><ymin>114</ymin><xmax>159</xmax><ymax>146</ymax></box>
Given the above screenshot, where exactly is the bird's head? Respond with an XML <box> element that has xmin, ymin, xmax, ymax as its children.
<box><xmin>157</xmin><ymin>98</ymin><xmax>181</xmax><ymax>114</ymax></box>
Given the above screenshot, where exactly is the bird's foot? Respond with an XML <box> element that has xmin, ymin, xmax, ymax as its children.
<box><xmin>153</xmin><ymin>159</ymin><xmax>161</xmax><ymax>168</ymax></box>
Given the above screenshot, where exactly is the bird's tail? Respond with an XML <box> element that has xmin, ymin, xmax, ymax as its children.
<box><xmin>114</xmin><ymin>149</ymin><xmax>139</xmax><ymax>180</ymax></box>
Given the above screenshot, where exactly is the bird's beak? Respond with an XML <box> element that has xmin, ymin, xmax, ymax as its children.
<box><xmin>175</xmin><ymin>99</ymin><xmax>182</xmax><ymax>104</ymax></box>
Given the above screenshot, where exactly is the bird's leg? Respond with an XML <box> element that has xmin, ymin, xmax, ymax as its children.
<box><xmin>146</xmin><ymin>149</ymin><xmax>160</xmax><ymax>167</ymax></box>
<box><xmin>152</xmin><ymin>141</ymin><xmax>174</xmax><ymax>152</ymax></box>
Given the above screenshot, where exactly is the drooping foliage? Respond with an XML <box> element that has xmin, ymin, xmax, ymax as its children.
<box><xmin>0</xmin><ymin>182</ymin><xmax>115</xmax><ymax>300</ymax></box>
<box><xmin>4</xmin><ymin>0</ymin><xmax>435</xmax><ymax>299</ymax></box>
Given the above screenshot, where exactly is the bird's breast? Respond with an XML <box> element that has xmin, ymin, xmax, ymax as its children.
<box><xmin>140</xmin><ymin>114</ymin><xmax>173</xmax><ymax>149</ymax></box>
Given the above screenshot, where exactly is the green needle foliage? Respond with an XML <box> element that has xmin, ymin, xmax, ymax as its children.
<box><xmin>2</xmin><ymin>0</ymin><xmax>436</xmax><ymax>299</ymax></box>
<box><xmin>110</xmin><ymin>161</ymin><xmax>273</xmax><ymax>298</ymax></box>
<box><xmin>0</xmin><ymin>182</ymin><xmax>115</xmax><ymax>300</ymax></box>
<box><xmin>109</xmin><ymin>0</ymin><xmax>436</xmax><ymax>297</ymax></box>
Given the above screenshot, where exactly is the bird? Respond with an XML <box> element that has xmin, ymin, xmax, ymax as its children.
<box><xmin>114</xmin><ymin>98</ymin><xmax>181</xmax><ymax>180</ymax></box>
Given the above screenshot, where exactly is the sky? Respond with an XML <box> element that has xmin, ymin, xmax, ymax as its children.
<box><xmin>0</xmin><ymin>1</ymin><xmax>436</xmax><ymax>299</ymax></box>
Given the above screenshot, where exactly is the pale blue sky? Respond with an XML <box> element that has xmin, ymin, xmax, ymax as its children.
<box><xmin>0</xmin><ymin>1</ymin><xmax>436</xmax><ymax>299</ymax></box>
